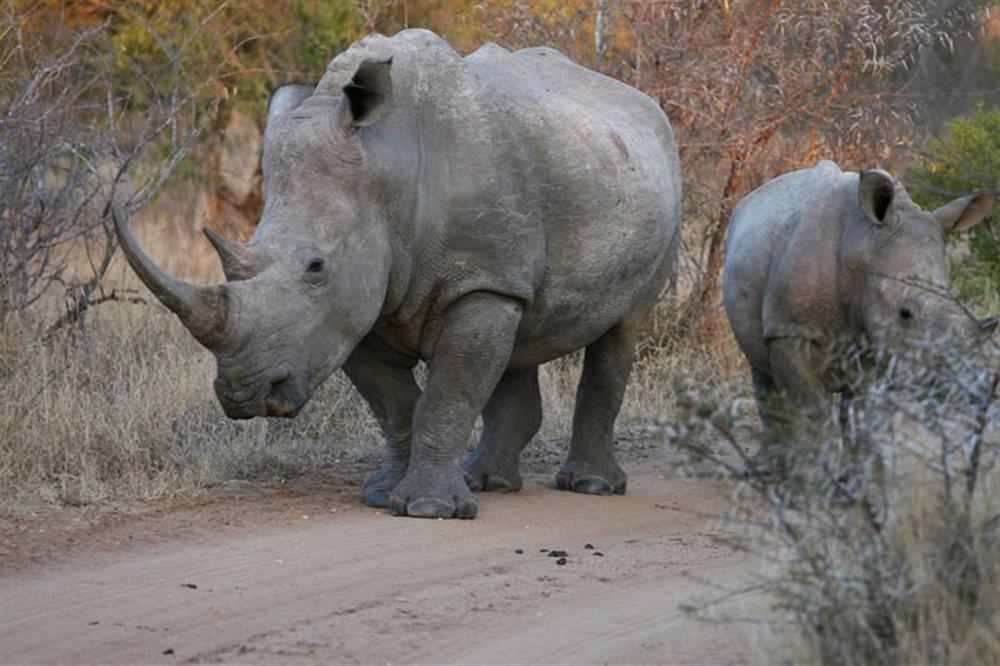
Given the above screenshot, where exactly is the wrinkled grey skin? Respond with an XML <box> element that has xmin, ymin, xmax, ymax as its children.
<box><xmin>116</xmin><ymin>30</ymin><xmax>681</xmax><ymax>519</ymax></box>
<box><xmin>724</xmin><ymin>160</ymin><xmax>996</xmax><ymax>427</ymax></box>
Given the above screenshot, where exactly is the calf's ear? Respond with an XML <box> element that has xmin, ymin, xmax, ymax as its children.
<box><xmin>266</xmin><ymin>84</ymin><xmax>316</xmax><ymax>133</ymax></box>
<box><xmin>858</xmin><ymin>170</ymin><xmax>896</xmax><ymax>226</ymax></box>
<box><xmin>338</xmin><ymin>57</ymin><xmax>393</xmax><ymax>130</ymax></box>
<box><xmin>932</xmin><ymin>191</ymin><xmax>995</xmax><ymax>233</ymax></box>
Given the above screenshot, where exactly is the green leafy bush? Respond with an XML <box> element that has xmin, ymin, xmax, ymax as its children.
<box><xmin>908</xmin><ymin>108</ymin><xmax>1000</xmax><ymax>311</ymax></box>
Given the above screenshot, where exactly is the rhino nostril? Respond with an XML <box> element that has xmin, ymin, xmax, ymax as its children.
<box><xmin>264</xmin><ymin>375</ymin><xmax>300</xmax><ymax>418</ymax></box>
<box><xmin>980</xmin><ymin>316</ymin><xmax>999</xmax><ymax>335</ymax></box>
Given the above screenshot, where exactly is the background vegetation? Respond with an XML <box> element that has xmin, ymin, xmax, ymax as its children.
<box><xmin>1</xmin><ymin>1</ymin><xmax>997</xmax><ymax>663</ymax></box>
<box><xmin>908</xmin><ymin>107</ymin><xmax>1000</xmax><ymax>311</ymax></box>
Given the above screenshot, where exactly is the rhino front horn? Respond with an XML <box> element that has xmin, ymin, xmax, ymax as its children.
<box><xmin>112</xmin><ymin>207</ymin><xmax>228</xmax><ymax>347</ymax></box>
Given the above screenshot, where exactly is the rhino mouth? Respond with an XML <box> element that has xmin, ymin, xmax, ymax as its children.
<box><xmin>215</xmin><ymin>390</ymin><xmax>306</xmax><ymax>420</ymax></box>
<box><xmin>214</xmin><ymin>366</ymin><xmax>308</xmax><ymax>420</ymax></box>
<box><xmin>214</xmin><ymin>386</ymin><xmax>267</xmax><ymax>420</ymax></box>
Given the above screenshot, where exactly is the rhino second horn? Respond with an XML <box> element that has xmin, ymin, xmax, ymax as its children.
<box><xmin>203</xmin><ymin>227</ymin><xmax>258</xmax><ymax>281</ymax></box>
<box><xmin>112</xmin><ymin>207</ymin><xmax>228</xmax><ymax>347</ymax></box>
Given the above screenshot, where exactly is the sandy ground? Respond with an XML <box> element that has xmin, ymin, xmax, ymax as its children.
<box><xmin>0</xmin><ymin>436</ymin><xmax>765</xmax><ymax>665</ymax></box>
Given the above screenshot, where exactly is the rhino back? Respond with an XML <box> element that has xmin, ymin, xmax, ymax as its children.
<box><xmin>463</xmin><ymin>44</ymin><xmax>681</xmax><ymax>360</ymax></box>
<box><xmin>724</xmin><ymin>161</ymin><xmax>857</xmax><ymax>372</ymax></box>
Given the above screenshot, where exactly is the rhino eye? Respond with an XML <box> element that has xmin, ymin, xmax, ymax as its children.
<box><xmin>899</xmin><ymin>307</ymin><xmax>914</xmax><ymax>322</ymax></box>
<box><xmin>306</xmin><ymin>259</ymin><xmax>324</xmax><ymax>273</ymax></box>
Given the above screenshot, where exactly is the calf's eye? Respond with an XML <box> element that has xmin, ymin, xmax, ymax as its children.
<box><xmin>306</xmin><ymin>259</ymin><xmax>324</xmax><ymax>273</ymax></box>
<box><xmin>899</xmin><ymin>307</ymin><xmax>913</xmax><ymax>321</ymax></box>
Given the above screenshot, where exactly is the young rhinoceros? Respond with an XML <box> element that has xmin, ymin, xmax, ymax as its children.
<box><xmin>115</xmin><ymin>30</ymin><xmax>681</xmax><ymax>519</ymax></box>
<box><xmin>724</xmin><ymin>160</ymin><xmax>996</xmax><ymax>425</ymax></box>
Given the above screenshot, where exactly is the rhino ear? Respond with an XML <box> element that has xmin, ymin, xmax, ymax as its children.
<box><xmin>932</xmin><ymin>191</ymin><xmax>995</xmax><ymax>233</ymax></box>
<box><xmin>858</xmin><ymin>170</ymin><xmax>896</xmax><ymax>226</ymax></box>
<box><xmin>267</xmin><ymin>84</ymin><xmax>316</xmax><ymax>131</ymax></box>
<box><xmin>338</xmin><ymin>57</ymin><xmax>393</xmax><ymax>129</ymax></box>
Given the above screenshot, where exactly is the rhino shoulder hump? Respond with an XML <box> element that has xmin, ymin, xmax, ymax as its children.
<box><xmin>467</xmin><ymin>42</ymin><xmax>510</xmax><ymax>59</ymax></box>
<box><xmin>392</xmin><ymin>28</ymin><xmax>456</xmax><ymax>52</ymax></box>
<box><xmin>811</xmin><ymin>159</ymin><xmax>842</xmax><ymax>175</ymax></box>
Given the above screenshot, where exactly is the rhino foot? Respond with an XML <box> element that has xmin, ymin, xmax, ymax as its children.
<box><xmin>462</xmin><ymin>453</ymin><xmax>522</xmax><ymax>493</ymax></box>
<box><xmin>361</xmin><ymin>457</ymin><xmax>409</xmax><ymax>508</ymax></box>
<box><xmin>555</xmin><ymin>461</ymin><xmax>626</xmax><ymax>496</ymax></box>
<box><xmin>388</xmin><ymin>465</ymin><xmax>479</xmax><ymax>519</ymax></box>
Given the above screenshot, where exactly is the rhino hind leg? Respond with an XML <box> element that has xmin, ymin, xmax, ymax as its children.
<box><xmin>555</xmin><ymin>321</ymin><xmax>637</xmax><ymax>496</ymax></box>
<box><xmin>463</xmin><ymin>366</ymin><xmax>542</xmax><ymax>492</ymax></box>
<box><xmin>389</xmin><ymin>293</ymin><xmax>523</xmax><ymax>519</ymax></box>
<box><xmin>745</xmin><ymin>366</ymin><xmax>785</xmax><ymax>480</ymax></box>
<box><xmin>342</xmin><ymin>336</ymin><xmax>421</xmax><ymax>508</ymax></box>
<box><xmin>750</xmin><ymin>366</ymin><xmax>778</xmax><ymax>427</ymax></box>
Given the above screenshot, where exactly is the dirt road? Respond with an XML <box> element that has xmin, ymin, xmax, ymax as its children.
<box><xmin>1</xmin><ymin>459</ymin><xmax>761</xmax><ymax>665</ymax></box>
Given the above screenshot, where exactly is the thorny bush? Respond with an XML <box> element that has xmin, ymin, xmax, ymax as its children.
<box><xmin>666</xmin><ymin>332</ymin><xmax>1000</xmax><ymax>664</ymax></box>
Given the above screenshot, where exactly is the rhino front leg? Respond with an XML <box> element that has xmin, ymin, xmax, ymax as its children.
<box><xmin>342</xmin><ymin>335</ymin><xmax>421</xmax><ymax>508</ymax></box>
<box><xmin>747</xmin><ymin>338</ymin><xmax>832</xmax><ymax>479</ymax></box>
<box><xmin>463</xmin><ymin>366</ymin><xmax>542</xmax><ymax>492</ymax></box>
<box><xmin>389</xmin><ymin>293</ymin><xmax>521</xmax><ymax>519</ymax></box>
<box><xmin>556</xmin><ymin>321</ymin><xmax>637</xmax><ymax>496</ymax></box>
<box><xmin>766</xmin><ymin>337</ymin><xmax>831</xmax><ymax>418</ymax></box>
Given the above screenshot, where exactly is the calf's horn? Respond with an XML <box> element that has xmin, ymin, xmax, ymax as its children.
<box><xmin>112</xmin><ymin>207</ymin><xmax>228</xmax><ymax>347</ymax></box>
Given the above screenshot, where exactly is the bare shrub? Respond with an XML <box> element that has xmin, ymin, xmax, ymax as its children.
<box><xmin>0</xmin><ymin>2</ymin><xmax>216</xmax><ymax>327</ymax></box>
<box><xmin>666</xmin><ymin>332</ymin><xmax>1000</xmax><ymax>664</ymax></box>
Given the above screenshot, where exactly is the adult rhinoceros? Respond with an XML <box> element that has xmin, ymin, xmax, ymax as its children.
<box><xmin>723</xmin><ymin>160</ymin><xmax>996</xmax><ymax>432</ymax></box>
<box><xmin>115</xmin><ymin>30</ymin><xmax>681</xmax><ymax>519</ymax></box>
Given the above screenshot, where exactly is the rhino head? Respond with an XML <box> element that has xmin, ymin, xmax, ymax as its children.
<box><xmin>848</xmin><ymin>169</ymin><xmax>997</xmax><ymax>348</ymax></box>
<box><xmin>116</xmin><ymin>59</ymin><xmax>396</xmax><ymax>419</ymax></box>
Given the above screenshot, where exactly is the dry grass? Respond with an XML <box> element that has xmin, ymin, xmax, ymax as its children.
<box><xmin>0</xmin><ymin>206</ymin><xmax>746</xmax><ymax>515</ymax></box>
<box><xmin>0</xmin><ymin>298</ymin><xmax>383</xmax><ymax>514</ymax></box>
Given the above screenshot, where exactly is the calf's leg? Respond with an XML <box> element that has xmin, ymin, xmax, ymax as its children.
<box><xmin>750</xmin><ymin>366</ymin><xmax>777</xmax><ymax>427</ymax></box>
<box><xmin>766</xmin><ymin>337</ymin><xmax>830</xmax><ymax>418</ymax></box>
<box><xmin>746</xmin><ymin>365</ymin><xmax>786</xmax><ymax>478</ymax></box>
<box><xmin>747</xmin><ymin>338</ymin><xmax>832</xmax><ymax>479</ymax></box>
